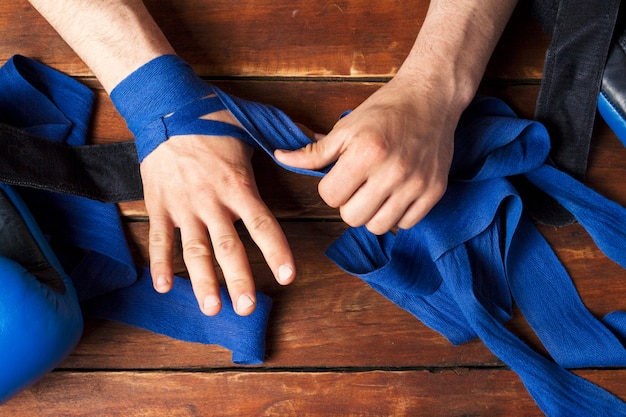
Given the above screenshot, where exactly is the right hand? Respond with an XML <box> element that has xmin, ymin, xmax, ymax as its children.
<box><xmin>275</xmin><ymin>75</ymin><xmax>456</xmax><ymax>235</ymax></box>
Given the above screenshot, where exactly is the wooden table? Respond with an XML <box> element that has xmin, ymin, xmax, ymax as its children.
<box><xmin>1</xmin><ymin>1</ymin><xmax>625</xmax><ymax>415</ymax></box>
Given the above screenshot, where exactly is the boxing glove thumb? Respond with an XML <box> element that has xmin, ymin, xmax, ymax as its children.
<box><xmin>0</xmin><ymin>184</ymin><xmax>83</xmax><ymax>403</ymax></box>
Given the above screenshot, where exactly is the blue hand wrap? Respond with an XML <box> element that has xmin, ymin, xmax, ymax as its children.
<box><xmin>210</xmin><ymin>87</ymin><xmax>626</xmax><ymax>413</ymax></box>
<box><xmin>110</xmin><ymin>55</ymin><xmax>254</xmax><ymax>161</ymax></box>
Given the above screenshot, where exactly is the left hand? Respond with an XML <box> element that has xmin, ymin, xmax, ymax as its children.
<box><xmin>140</xmin><ymin>123</ymin><xmax>295</xmax><ymax>317</ymax></box>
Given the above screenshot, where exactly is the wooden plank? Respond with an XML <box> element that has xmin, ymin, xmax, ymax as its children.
<box><xmin>88</xmin><ymin>81</ymin><xmax>552</xmax><ymax>146</ymax></box>
<box><xmin>88</xmin><ymin>80</ymin><xmax>381</xmax><ymax>144</ymax></box>
<box><xmin>7</xmin><ymin>369</ymin><xmax>625</xmax><ymax>416</ymax></box>
<box><xmin>2</xmin><ymin>0</ymin><xmax>548</xmax><ymax>79</ymax></box>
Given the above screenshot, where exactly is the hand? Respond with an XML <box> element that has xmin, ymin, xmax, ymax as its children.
<box><xmin>140</xmin><ymin>110</ymin><xmax>295</xmax><ymax>317</ymax></box>
<box><xmin>274</xmin><ymin>77</ymin><xmax>456</xmax><ymax>234</ymax></box>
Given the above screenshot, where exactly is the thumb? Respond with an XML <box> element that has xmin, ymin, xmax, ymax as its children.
<box><xmin>274</xmin><ymin>133</ymin><xmax>344</xmax><ymax>170</ymax></box>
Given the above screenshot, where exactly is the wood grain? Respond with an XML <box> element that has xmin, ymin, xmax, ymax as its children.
<box><xmin>2</xmin><ymin>0</ymin><xmax>548</xmax><ymax>79</ymax></box>
<box><xmin>7</xmin><ymin>369</ymin><xmax>626</xmax><ymax>416</ymax></box>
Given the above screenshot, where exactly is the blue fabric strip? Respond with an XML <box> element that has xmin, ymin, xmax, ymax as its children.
<box><xmin>110</xmin><ymin>55</ymin><xmax>255</xmax><ymax>161</ymax></box>
<box><xmin>599</xmin><ymin>91</ymin><xmax>626</xmax><ymax>147</ymax></box>
<box><xmin>0</xmin><ymin>55</ymin><xmax>270</xmax><ymax>365</ymax></box>
<box><xmin>208</xmin><ymin>85</ymin><xmax>330</xmax><ymax>176</ymax></box>
<box><xmin>324</xmin><ymin>98</ymin><xmax>626</xmax><ymax>415</ymax></box>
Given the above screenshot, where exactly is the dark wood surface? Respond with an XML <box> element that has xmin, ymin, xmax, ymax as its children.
<box><xmin>1</xmin><ymin>1</ymin><xmax>625</xmax><ymax>416</ymax></box>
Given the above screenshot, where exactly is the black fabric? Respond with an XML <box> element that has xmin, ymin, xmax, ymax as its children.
<box><xmin>530</xmin><ymin>0</ymin><xmax>559</xmax><ymax>34</ymax></box>
<box><xmin>602</xmin><ymin>23</ymin><xmax>626</xmax><ymax>120</ymax></box>
<box><xmin>524</xmin><ymin>0</ymin><xmax>622</xmax><ymax>226</ymax></box>
<box><xmin>0</xmin><ymin>123</ymin><xmax>143</xmax><ymax>203</ymax></box>
<box><xmin>0</xmin><ymin>186</ymin><xmax>64</xmax><ymax>293</ymax></box>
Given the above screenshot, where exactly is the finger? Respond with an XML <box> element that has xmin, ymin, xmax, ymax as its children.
<box><xmin>340</xmin><ymin>174</ymin><xmax>414</xmax><ymax>234</ymax></box>
<box><xmin>273</xmin><ymin>131</ymin><xmax>343</xmax><ymax>171</ymax></box>
<box><xmin>363</xmin><ymin>193</ymin><xmax>412</xmax><ymax>235</ymax></box>
<box><xmin>240</xmin><ymin>199</ymin><xmax>295</xmax><ymax>286</ymax></box>
<box><xmin>396</xmin><ymin>185</ymin><xmax>446</xmax><ymax>231</ymax></box>
<box><xmin>179</xmin><ymin>219</ymin><xmax>222</xmax><ymax>316</ymax></box>
<box><xmin>336</xmin><ymin>180</ymin><xmax>387</xmax><ymax>228</ymax></box>
<box><xmin>364</xmin><ymin>175</ymin><xmax>446</xmax><ymax>234</ymax></box>
<box><xmin>334</xmin><ymin>155</ymin><xmax>418</xmax><ymax>229</ymax></box>
<box><xmin>317</xmin><ymin>149</ymin><xmax>370</xmax><ymax>208</ymax></box>
<box><xmin>148</xmin><ymin>214</ymin><xmax>175</xmax><ymax>294</ymax></box>
<box><xmin>206</xmin><ymin>212</ymin><xmax>257</xmax><ymax>316</ymax></box>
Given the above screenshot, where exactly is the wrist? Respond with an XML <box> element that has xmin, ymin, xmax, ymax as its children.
<box><xmin>110</xmin><ymin>55</ymin><xmax>211</xmax><ymax>161</ymax></box>
<box><xmin>394</xmin><ymin>0</ymin><xmax>518</xmax><ymax>118</ymax></box>
<box><xmin>391</xmin><ymin>61</ymin><xmax>477</xmax><ymax>124</ymax></box>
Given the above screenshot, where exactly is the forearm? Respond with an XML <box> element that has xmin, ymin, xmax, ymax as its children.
<box><xmin>28</xmin><ymin>0</ymin><xmax>174</xmax><ymax>92</ymax></box>
<box><xmin>395</xmin><ymin>0</ymin><xmax>518</xmax><ymax>117</ymax></box>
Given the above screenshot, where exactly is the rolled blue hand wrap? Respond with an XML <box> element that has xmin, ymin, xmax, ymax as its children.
<box><xmin>110</xmin><ymin>55</ymin><xmax>254</xmax><ymax>161</ymax></box>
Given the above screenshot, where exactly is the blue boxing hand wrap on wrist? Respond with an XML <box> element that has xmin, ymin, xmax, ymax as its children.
<box><xmin>110</xmin><ymin>55</ymin><xmax>253</xmax><ymax>161</ymax></box>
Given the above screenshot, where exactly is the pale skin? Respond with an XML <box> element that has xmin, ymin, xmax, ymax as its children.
<box><xmin>28</xmin><ymin>0</ymin><xmax>517</xmax><ymax>316</ymax></box>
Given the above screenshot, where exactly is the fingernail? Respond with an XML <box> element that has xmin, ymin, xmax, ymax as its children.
<box><xmin>155</xmin><ymin>275</ymin><xmax>169</xmax><ymax>292</ymax></box>
<box><xmin>236</xmin><ymin>294</ymin><xmax>255</xmax><ymax>313</ymax></box>
<box><xmin>278</xmin><ymin>264</ymin><xmax>294</xmax><ymax>284</ymax></box>
<box><xmin>204</xmin><ymin>295</ymin><xmax>220</xmax><ymax>311</ymax></box>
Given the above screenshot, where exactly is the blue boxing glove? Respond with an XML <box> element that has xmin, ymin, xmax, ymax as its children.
<box><xmin>0</xmin><ymin>183</ymin><xmax>83</xmax><ymax>403</ymax></box>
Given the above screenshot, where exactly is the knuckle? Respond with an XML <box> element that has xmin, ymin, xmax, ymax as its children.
<box><xmin>248</xmin><ymin>213</ymin><xmax>275</xmax><ymax>234</ymax></box>
<box><xmin>394</xmin><ymin>158</ymin><xmax>413</xmax><ymax>179</ymax></box>
<box><xmin>410</xmin><ymin>177</ymin><xmax>427</xmax><ymax>194</ymax></box>
<box><xmin>213</xmin><ymin>234</ymin><xmax>242</xmax><ymax>257</ymax></box>
<box><xmin>182</xmin><ymin>238</ymin><xmax>212</xmax><ymax>260</ymax></box>
<box><xmin>220</xmin><ymin>168</ymin><xmax>254</xmax><ymax>191</ymax></box>
<box><xmin>364</xmin><ymin>210</ymin><xmax>397</xmax><ymax>236</ymax></box>
<box><xmin>360</xmin><ymin>135</ymin><xmax>390</xmax><ymax>161</ymax></box>
<box><xmin>192</xmin><ymin>168</ymin><xmax>254</xmax><ymax>203</ymax></box>
<box><xmin>397</xmin><ymin>216</ymin><xmax>420</xmax><ymax>230</ymax></box>
<box><xmin>318</xmin><ymin>178</ymin><xmax>347</xmax><ymax>209</ymax></box>
<box><xmin>418</xmin><ymin>176</ymin><xmax>447</xmax><ymax>205</ymax></box>
<box><xmin>387</xmin><ymin>162</ymin><xmax>411</xmax><ymax>185</ymax></box>
<box><xmin>318</xmin><ymin>184</ymin><xmax>341</xmax><ymax>208</ymax></box>
<box><xmin>365</xmin><ymin>221</ymin><xmax>387</xmax><ymax>236</ymax></box>
<box><xmin>226</xmin><ymin>276</ymin><xmax>249</xmax><ymax>292</ymax></box>
<box><xmin>432</xmin><ymin>178</ymin><xmax>448</xmax><ymax>199</ymax></box>
<box><xmin>149</xmin><ymin>229</ymin><xmax>171</xmax><ymax>247</ymax></box>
